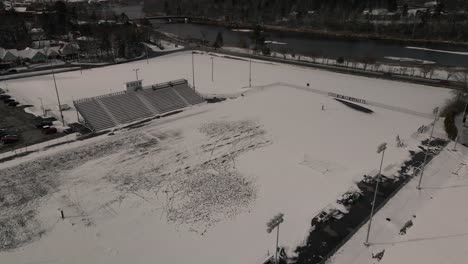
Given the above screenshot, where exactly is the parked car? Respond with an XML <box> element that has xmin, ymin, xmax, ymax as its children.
<box><xmin>8</xmin><ymin>101</ymin><xmax>19</xmax><ymax>107</ymax></box>
<box><xmin>337</xmin><ymin>191</ymin><xmax>361</xmax><ymax>206</ymax></box>
<box><xmin>0</xmin><ymin>94</ymin><xmax>11</xmax><ymax>99</ymax></box>
<box><xmin>1</xmin><ymin>134</ymin><xmax>19</xmax><ymax>144</ymax></box>
<box><xmin>3</xmin><ymin>98</ymin><xmax>14</xmax><ymax>104</ymax></box>
<box><xmin>0</xmin><ymin>88</ymin><xmax>5</xmax><ymax>94</ymax></box>
<box><xmin>0</xmin><ymin>129</ymin><xmax>15</xmax><ymax>138</ymax></box>
<box><xmin>42</xmin><ymin>126</ymin><xmax>57</xmax><ymax>135</ymax></box>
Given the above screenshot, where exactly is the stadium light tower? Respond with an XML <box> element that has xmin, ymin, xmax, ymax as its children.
<box><xmin>249</xmin><ymin>59</ymin><xmax>252</xmax><ymax>88</ymax></box>
<box><xmin>211</xmin><ymin>56</ymin><xmax>214</xmax><ymax>82</ymax></box>
<box><xmin>417</xmin><ymin>107</ymin><xmax>439</xmax><ymax>190</ymax></box>
<box><xmin>364</xmin><ymin>142</ymin><xmax>387</xmax><ymax>246</ymax></box>
<box><xmin>267</xmin><ymin>213</ymin><xmax>284</xmax><ymax>264</ymax></box>
<box><xmin>192</xmin><ymin>51</ymin><xmax>196</xmax><ymax>90</ymax></box>
<box><xmin>133</xmin><ymin>68</ymin><xmax>140</xmax><ymax>81</ymax></box>
<box><xmin>51</xmin><ymin>70</ymin><xmax>65</xmax><ymax>125</ymax></box>
<box><xmin>145</xmin><ymin>44</ymin><xmax>149</xmax><ymax>64</ymax></box>
<box><xmin>37</xmin><ymin>97</ymin><xmax>45</xmax><ymax>116</ymax></box>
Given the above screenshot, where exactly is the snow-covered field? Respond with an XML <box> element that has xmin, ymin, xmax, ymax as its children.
<box><xmin>1</xmin><ymin>51</ymin><xmax>452</xmax><ymax>123</ymax></box>
<box><xmin>0</xmin><ymin>51</ymin><xmax>457</xmax><ymax>264</ymax></box>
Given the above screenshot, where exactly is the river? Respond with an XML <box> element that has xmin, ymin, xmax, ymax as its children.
<box><xmin>113</xmin><ymin>4</ymin><xmax>468</xmax><ymax>67</ymax></box>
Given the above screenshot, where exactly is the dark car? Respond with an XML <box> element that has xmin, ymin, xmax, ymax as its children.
<box><xmin>0</xmin><ymin>94</ymin><xmax>11</xmax><ymax>99</ymax></box>
<box><xmin>1</xmin><ymin>134</ymin><xmax>19</xmax><ymax>144</ymax></box>
<box><xmin>3</xmin><ymin>98</ymin><xmax>14</xmax><ymax>104</ymax></box>
<box><xmin>0</xmin><ymin>129</ymin><xmax>15</xmax><ymax>137</ymax></box>
<box><xmin>42</xmin><ymin>126</ymin><xmax>57</xmax><ymax>135</ymax></box>
<box><xmin>8</xmin><ymin>101</ymin><xmax>19</xmax><ymax>107</ymax></box>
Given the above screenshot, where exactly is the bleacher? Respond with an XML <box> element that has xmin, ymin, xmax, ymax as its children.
<box><xmin>74</xmin><ymin>79</ymin><xmax>204</xmax><ymax>131</ymax></box>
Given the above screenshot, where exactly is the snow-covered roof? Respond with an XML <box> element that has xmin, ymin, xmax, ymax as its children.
<box><xmin>76</xmin><ymin>36</ymin><xmax>96</xmax><ymax>41</ymax></box>
<box><xmin>14</xmin><ymin>6</ymin><xmax>27</xmax><ymax>12</ymax></box>
<box><xmin>45</xmin><ymin>46</ymin><xmax>61</xmax><ymax>56</ymax></box>
<box><xmin>30</xmin><ymin>28</ymin><xmax>44</xmax><ymax>34</ymax></box>
<box><xmin>18</xmin><ymin>47</ymin><xmax>46</xmax><ymax>60</ymax></box>
<box><xmin>424</xmin><ymin>1</ymin><xmax>438</xmax><ymax>7</ymax></box>
<box><xmin>363</xmin><ymin>8</ymin><xmax>389</xmax><ymax>15</ymax></box>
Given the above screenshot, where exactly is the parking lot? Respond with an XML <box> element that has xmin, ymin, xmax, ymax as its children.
<box><xmin>0</xmin><ymin>92</ymin><xmax>65</xmax><ymax>154</ymax></box>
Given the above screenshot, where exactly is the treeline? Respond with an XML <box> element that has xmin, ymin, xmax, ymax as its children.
<box><xmin>143</xmin><ymin>0</ymin><xmax>468</xmax><ymax>42</ymax></box>
<box><xmin>0</xmin><ymin>1</ymin><xmax>153</xmax><ymax>59</ymax></box>
<box><xmin>143</xmin><ymin>0</ymin><xmax>468</xmax><ymax>21</ymax></box>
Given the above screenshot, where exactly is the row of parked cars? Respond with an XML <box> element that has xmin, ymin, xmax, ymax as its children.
<box><xmin>0</xmin><ymin>89</ymin><xmax>19</xmax><ymax>107</ymax></box>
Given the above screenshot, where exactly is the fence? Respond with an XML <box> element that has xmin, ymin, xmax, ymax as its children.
<box><xmin>0</xmin><ymin>134</ymin><xmax>77</xmax><ymax>162</ymax></box>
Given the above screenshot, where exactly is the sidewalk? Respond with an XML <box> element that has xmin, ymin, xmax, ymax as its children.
<box><xmin>329</xmin><ymin>140</ymin><xmax>468</xmax><ymax>264</ymax></box>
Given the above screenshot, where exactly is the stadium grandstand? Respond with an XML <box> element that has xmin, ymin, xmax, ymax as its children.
<box><xmin>73</xmin><ymin>79</ymin><xmax>205</xmax><ymax>131</ymax></box>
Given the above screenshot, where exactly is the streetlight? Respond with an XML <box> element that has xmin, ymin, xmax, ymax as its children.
<box><xmin>133</xmin><ymin>68</ymin><xmax>140</xmax><ymax>81</ymax></box>
<box><xmin>211</xmin><ymin>56</ymin><xmax>214</xmax><ymax>82</ymax></box>
<box><xmin>417</xmin><ymin>107</ymin><xmax>439</xmax><ymax>190</ymax></box>
<box><xmin>267</xmin><ymin>213</ymin><xmax>284</xmax><ymax>264</ymax></box>
<box><xmin>249</xmin><ymin>59</ymin><xmax>252</xmax><ymax>88</ymax></box>
<box><xmin>37</xmin><ymin>97</ymin><xmax>45</xmax><ymax>116</ymax></box>
<box><xmin>145</xmin><ymin>44</ymin><xmax>149</xmax><ymax>64</ymax></box>
<box><xmin>192</xmin><ymin>51</ymin><xmax>196</xmax><ymax>90</ymax></box>
<box><xmin>52</xmin><ymin>70</ymin><xmax>65</xmax><ymax>125</ymax></box>
<box><xmin>364</xmin><ymin>142</ymin><xmax>387</xmax><ymax>246</ymax></box>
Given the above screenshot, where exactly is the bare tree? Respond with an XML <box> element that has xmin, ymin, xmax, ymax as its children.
<box><xmin>421</xmin><ymin>65</ymin><xmax>434</xmax><ymax>79</ymax></box>
<box><xmin>446</xmin><ymin>67</ymin><xmax>458</xmax><ymax>81</ymax></box>
<box><xmin>362</xmin><ymin>56</ymin><xmax>376</xmax><ymax>71</ymax></box>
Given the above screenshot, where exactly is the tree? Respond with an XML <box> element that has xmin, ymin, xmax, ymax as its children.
<box><xmin>402</xmin><ymin>3</ymin><xmax>409</xmax><ymax>17</ymax></box>
<box><xmin>387</xmin><ymin>0</ymin><xmax>398</xmax><ymax>12</ymax></box>
<box><xmin>213</xmin><ymin>31</ymin><xmax>224</xmax><ymax>48</ymax></box>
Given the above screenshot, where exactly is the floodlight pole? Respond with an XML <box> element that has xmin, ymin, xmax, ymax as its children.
<box><xmin>417</xmin><ymin>108</ymin><xmax>438</xmax><ymax>190</ymax></box>
<box><xmin>52</xmin><ymin>70</ymin><xmax>65</xmax><ymax>125</ymax></box>
<box><xmin>145</xmin><ymin>44</ymin><xmax>149</xmax><ymax>64</ymax></box>
<box><xmin>192</xmin><ymin>51</ymin><xmax>196</xmax><ymax>90</ymax></box>
<box><xmin>249</xmin><ymin>59</ymin><xmax>252</xmax><ymax>88</ymax></box>
<box><xmin>365</xmin><ymin>142</ymin><xmax>386</xmax><ymax>246</ymax></box>
<box><xmin>275</xmin><ymin>223</ymin><xmax>280</xmax><ymax>264</ymax></box>
<box><xmin>38</xmin><ymin>97</ymin><xmax>45</xmax><ymax>116</ymax></box>
<box><xmin>211</xmin><ymin>56</ymin><xmax>214</xmax><ymax>82</ymax></box>
<box><xmin>267</xmin><ymin>213</ymin><xmax>284</xmax><ymax>264</ymax></box>
<box><xmin>133</xmin><ymin>68</ymin><xmax>140</xmax><ymax>81</ymax></box>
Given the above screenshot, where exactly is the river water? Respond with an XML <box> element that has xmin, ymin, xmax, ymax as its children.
<box><xmin>113</xmin><ymin>4</ymin><xmax>468</xmax><ymax>67</ymax></box>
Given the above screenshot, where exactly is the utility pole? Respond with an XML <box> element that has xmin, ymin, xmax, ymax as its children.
<box><xmin>365</xmin><ymin>142</ymin><xmax>387</xmax><ymax>246</ymax></box>
<box><xmin>417</xmin><ymin>107</ymin><xmax>439</xmax><ymax>190</ymax></box>
<box><xmin>192</xmin><ymin>51</ymin><xmax>196</xmax><ymax>90</ymax></box>
<box><xmin>145</xmin><ymin>44</ymin><xmax>149</xmax><ymax>64</ymax></box>
<box><xmin>38</xmin><ymin>97</ymin><xmax>45</xmax><ymax>116</ymax></box>
<box><xmin>455</xmin><ymin>101</ymin><xmax>468</xmax><ymax>151</ymax></box>
<box><xmin>249</xmin><ymin>59</ymin><xmax>252</xmax><ymax>88</ymax></box>
<box><xmin>133</xmin><ymin>68</ymin><xmax>140</xmax><ymax>81</ymax></box>
<box><xmin>211</xmin><ymin>56</ymin><xmax>214</xmax><ymax>82</ymax></box>
<box><xmin>52</xmin><ymin>70</ymin><xmax>65</xmax><ymax>125</ymax></box>
<box><xmin>267</xmin><ymin>213</ymin><xmax>284</xmax><ymax>264</ymax></box>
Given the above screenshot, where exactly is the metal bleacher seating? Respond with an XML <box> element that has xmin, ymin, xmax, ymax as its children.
<box><xmin>74</xmin><ymin>79</ymin><xmax>204</xmax><ymax>131</ymax></box>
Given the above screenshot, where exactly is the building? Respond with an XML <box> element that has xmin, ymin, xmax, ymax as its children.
<box><xmin>18</xmin><ymin>47</ymin><xmax>47</xmax><ymax>62</ymax></box>
<box><xmin>0</xmin><ymin>48</ymin><xmax>19</xmax><ymax>62</ymax></box>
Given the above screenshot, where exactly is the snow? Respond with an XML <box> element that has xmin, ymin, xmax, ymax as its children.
<box><xmin>265</xmin><ymin>41</ymin><xmax>287</xmax><ymax>45</ymax></box>
<box><xmin>406</xmin><ymin>46</ymin><xmax>468</xmax><ymax>56</ymax></box>
<box><xmin>329</xmin><ymin>138</ymin><xmax>468</xmax><ymax>264</ymax></box>
<box><xmin>143</xmin><ymin>40</ymin><xmax>184</xmax><ymax>53</ymax></box>
<box><xmin>231</xmin><ymin>29</ymin><xmax>253</xmax><ymax>32</ymax></box>
<box><xmin>384</xmin><ymin>56</ymin><xmax>436</xmax><ymax>65</ymax></box>
<box><xmin>1</xmin><ymin>51</ymin><xmax>452</xmax><ymax>125</ymax></box>
<box><xmin>0</xmin><ymin>50</ymin><xmax>456</xmax><ymax>264</ymax></box>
